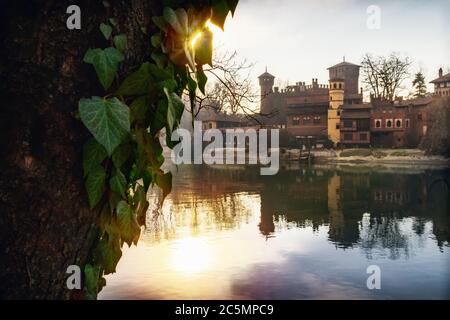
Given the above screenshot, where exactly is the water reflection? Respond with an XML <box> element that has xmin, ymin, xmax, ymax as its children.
<box><xmin>99</xmin><ymin>164</ymin><xmax>450</xmax><ymax>300</ymax></box>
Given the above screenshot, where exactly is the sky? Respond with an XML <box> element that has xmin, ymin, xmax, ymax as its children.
<box><xmin>210</xmin><ymin>0</ymin><xmax>450</xmax><ymax>96</ymax></box>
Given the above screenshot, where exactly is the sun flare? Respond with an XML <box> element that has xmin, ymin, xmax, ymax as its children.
<box><xmin>170</xmin><ymin>237</ymin><xmax>214</xmax><ymax>274</ymax></box>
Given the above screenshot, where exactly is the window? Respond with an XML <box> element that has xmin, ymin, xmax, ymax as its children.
<box><xmin>405</xmin><ymin>119</ymin><xmax>410</xmax><ymax>128</ymax></box>
<box><xmin>395</xmin><ymin>119</ymin><xmax>402</xmax><ymax>128</ymax></box>
<box><xmin>417</xmin><ymin>113</ymin><xmax>423</xmax><ymax>121</ymax></box>
<box><xmin>333</xmin><ymin>83</ymin><xmax>337</xmax><ymax>89</ymax></box>
<box><xmin>313</xmin><ymin>116</ymin><xmax>321</xmax><ymax>125</ymax></box>
<box><xmin>303</xmin><ymin>116</ymin><xmax>312</xmax><ymax>125</ymax></box>
<box><xmin>292</xmin><ymin>116</ymin><xmax>300</xmax><ymax>126</ymax></box>
<box><xmin>360</xmin><ymin>133</ymin><xmax>368</xmax><ymax>141</ymax></box>
<box><xmin>357</xmin><ymin>119</ymin><xmax>370</xmax><ymax>131</ymax></box>
<box><xmin>343</xmin><ymin>120</ymin><xmax>353</xmax><ymax>128</ymax></box>
<box><xmin>386</xmin><ymin>119</ymin><xmax>393</xmax><ymax>128</ymax></box>
<box><xmin>337</xmin><ymin>110</ymin><xmax>341</xmax><ymax>116</ymax></box>
<box><xmin>209</xmin><ymin>123</ymin><xmax>213</xmax><ymax>129</ymax></box>
<box><xmin>343</xmin><ymin>133</ymin><xmax>353</xmax><ymax>141</ymax></box>
<box><xmin>339</xmin><ymin>83</ymin><xmax>342</xmax><ymax>89</ymax></box>
<box><xmin>375</xmin><ymin>119</ymin><xmax>382</xmax><ymax>128</ymax></box>
<box><xmin>336</xmin><ymin>123</ymin><xmax>340</xmax><ymax>129</ymax></box>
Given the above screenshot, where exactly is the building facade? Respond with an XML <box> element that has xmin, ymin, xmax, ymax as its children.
<box><xmin>431</xmin><ymin>68</ymin><xmax>450</xmax><ymax>97</ymax></box>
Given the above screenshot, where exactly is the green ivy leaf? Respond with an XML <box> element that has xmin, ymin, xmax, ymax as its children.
<box><xmin>83</xmin><ymin>138</ymin><xmax>107</xmax><ymax>177</ymax></box>
<box><xmin>151</xmin><ymin>52</ymin><xmax>167</xmax><ymax>68</ymax></box>
<box><xmin>100</xmin><ymin>23</ymin><xmax>113</xmax><ymax>40</ymax></box>
<box><xmin>85</xmin><ymin>164</ymin><xmax>106</xmax><ymax>208</ymax></box>
<box><xmin>79</xmin><ymin>97</ymin><xmax>130</xmax><ymax>155</ymax></box>
<box><xmin>116</xmin><ymin>201</ymin><xmax>141</xmax><ymax>247</ymax></box>
<box><xmin>130</xmin><ymin>96</ymin><xmax>149</xmax><ymax>124</ymax></box>
<box><xmin>112</xmin><ymin>141</ymin><xmax>131</xmax><ymax>168</ymax></box>
<box><xmin>163</xmin><ymin>7</ymin><xmax>185</xmax><ymax>35</ymax></box>
<box><xmin>152</xmin><ymin>16</ymin><xmax>168</xmax><ymax>32</ymax></box>
<box><xmin>194</xmin><ymin>28</ymin><xmax>213</xmax><ymax>66</ymax></box>
<box><xmin>151</xmin><ymin>99</ymin><xmax>168</xmax><ymax>135</ymax></box>
<box><xmin>155</xmin><ymin>172</ymin><xmax>172</xmax><ymax>201</ymax></box>
<box><xmin>211</xmin><ymin>0</ymin><xmax>230</xmax><ymax>30</ymax></box>
<box><xmin>109</xmin><ymin>18</ymin><xmax>118</xmax><ymax>27</ymax></box>
<box><xmin>84</xmin><ymin>264</ymin><xmax>101</xmax><ymax>300</ymax></box>
<box><xmin>83</xmin><ymin>47</ymin><xmax>124</xmax><ymax>90</ymax></box>
<box><xmin>134</xmin><ymin>185</ymin><xmax>149</xmax><ymax>226</ymax></box>
<box><xmin>110</xmin><ymin>170</ymin><xmax>127</xmax><ymax>198</ymax></box>
<box><xmin>151</xmin><ymin>34</ymin><xmax>161</xmax><ymax>48</ymax></box>
<box><xmin>113</xmin><ymin>34</ymin><xmax>127</xmax><ymax>53</ymax></box>
<box><xmin>94</xmin><ymin>234</ymin><xmax>122</xmax><ymax>275</ymax></box>
<box><xmin>196</xmin><ymin>66</ymin><xmax>208</xmax><ymax>95</ymax></box>
<box><xmin>116</xmin><ymin>62</ymin><xmax>152</xmax><ymax>96</ymax></box>
<box><xmin>164</xmin><ymin>88</ymin><xmax>185</xmax><ymax>133</ymax></box>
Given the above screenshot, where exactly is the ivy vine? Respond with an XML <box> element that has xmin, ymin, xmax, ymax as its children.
<box><xmin>78</xmin><ymin>1</ymin><xmax>239</xmax><ymax>299</ymax></box>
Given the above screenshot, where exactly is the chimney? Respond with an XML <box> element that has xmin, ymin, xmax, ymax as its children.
<box><xmin>439</xmin><ymin>68</ymin><xmax>443</xmax><ymax>77</ymax></box>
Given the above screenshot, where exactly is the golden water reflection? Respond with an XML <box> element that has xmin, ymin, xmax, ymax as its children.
<box><xmin>99</xmin><ymin>164</ymin><xmax>450</xmax><ymax>299</ymax></box>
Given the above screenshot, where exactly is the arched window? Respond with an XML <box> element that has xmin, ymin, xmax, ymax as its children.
<box><xmin>333</xmin><ymin>83</ymin><xmax>337</xmax><ymax>89</ymax></box>
<box><xmin>395</xmin><ymin>119</ymin><xmax>402</xmax><ymax>128</ymax></box>
<box><xmin>338</xmin><ymin>83</ymin><xmax>342</xmax><ymax>89</ymax></box>
<box><xmin>375</xmin><ymin>119</ymin><xmax>382</xmax><ymax>128</ymax></box>
<box><xmin>386</xmin><ymin>119</ymin><xmax>393</xmax><ymax>128</ymax></box>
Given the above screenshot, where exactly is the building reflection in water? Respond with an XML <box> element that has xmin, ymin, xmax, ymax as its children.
<box><xmin>99</xmin><ymin>164</ymin><xmax>449</xmax><ymax>299</ymax></box>
<box><xmin>144</xmin><ymin>164</ymin><xmax>449</xmax><ymax>255</ymax></box>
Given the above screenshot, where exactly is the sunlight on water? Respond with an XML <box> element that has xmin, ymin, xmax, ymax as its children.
<box><xmin>99</xmin><ymin>164</ymin><xmax>450</xmax><ymax>300</ymax></box>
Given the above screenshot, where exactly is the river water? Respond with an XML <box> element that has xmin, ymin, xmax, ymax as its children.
<box><xmin>99</xmin><ymin>163</ymin><xmax>450</xmax><ymax>299</ymax></box>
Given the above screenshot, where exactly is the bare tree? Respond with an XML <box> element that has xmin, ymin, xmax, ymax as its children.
<box><xmin>184</xmin><ymin>49</ymin><xmax>266</xmax><ymax>123</ymax></box>
<box><xmin>361</xmin><ymin>53</ymin><xmax>411</xmax><ymax>101</ymax></box>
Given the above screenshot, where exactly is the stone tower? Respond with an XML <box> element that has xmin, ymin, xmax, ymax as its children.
<box><xmin>327</xmin><ymin>60</ymin><xmax>361</xmax><ymax>96</ymax></box>
<box><xmin>328</xmin><ymin>78</ymin><xmax>345</xmax><ymax>145</ymax></box>
<box><xmin>258</xmin><ymin>68</ymin><xmax>275</xmax><ymax>115</ymax></box>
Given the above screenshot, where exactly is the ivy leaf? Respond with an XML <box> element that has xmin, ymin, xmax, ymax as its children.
<box><xmin>94</xmin><ymin>234</ymin><xmax>122</xmax><ymax>275</ymax></box>
<box><xmin>116</xmin><ymin>201</ymin><xmax>141</xmax><ymax>247</ymax></box>
<box><xmin>163</xmin><ymin>7</ymin><xmax>185</xmax><ymax>35</ymax></box>
<box><xmin>112</xmin><ymin>141</ymin><xmax>131</xmax><ymax>168</ymax></box>
<box><xmin>151</xmin><ymin>99</ymin><xmax>168</xmax><ymax>135</ymax></box>
<box><xmin>211</xmin><ymin>0</ymin><xmax>230</xmax><ymax>30</ymax></box>
<box><xmin>164</xmin><ymin>88</ymin><xmax>185</xmax><ymax>133</ymax></box>
<box><xmin>134</xmin><ymin>185</ymin><xmax>149</xmax><ymax>226</ymax></box>
<box><xmin>130</xmin><ymin>96</ymin><xmax>149</xmax><ymax>124</ymax></box>
<box><xmin>100</xmin><ymin>23</ymin><xmax>113</xmax><ymax>40</ymax></box>
<box><xmin>151</xmin><ymin>34</ymin><xmax>161</xmax><ymax>48</ymax></box>
<box><xmin>196</xmin><ymin>66</ymin><xmax>208</xmax><ymax>95</ymax></box>
<box><xmin>113</xmin><ymin>34</ymin><xmax>127</xmax><ymax>53</ymax></box>
<box><xmin>83</xmin><ymin>138</ymin><xmax>107</xmax><ymax>177</ymax></box>
<box><xmin>151</xmin><ymin>52</ymin><xmax>167</xmax><ymax>68</ymax></box>
<box><xmin>109</xmin><ymin>18</ymin><xmax>118</xmax><ymax>27</ymax></box>
<box><xmin>79</xmin><ymin>97</ymin><xmax>130</xmax><ymax>155</ymax></box>
<box><xmin>227</xmin><ymin>0</ymin><xmax>239</xmax><ymax>16</ymax></box>
<box><xmin>84</xmin><ymin>264</ymin><xmax>101</xmax><ymax>300</ymax></box>
<box><xmin>194</xmin><ymin>28</ymin><xmax>213</xmax><ymax>66</ymax></box>
<box><xmin>85</xmin><ymin>164</ymin><xmax>106</xmax><ymax>208</ymax></box>
<box><xmin>116</xmin><ymin>62</ymin><xmax>152</xmax><ymax>96</ymax></box>
<box><xmin>155</xmin><ymin>172</ymin><xmax>172</xmax><ymax>201</ymax></box>
<box><xmin>110</xmin><ymin>170</ymin><xmax>127</xmax><ymax>198</ymax></box>
<box><xmin>152</xmin><ymin>16</ymin><xmax>168</xmax><ymax>32</ymax></box>
<box><xmin>83</xmin><ymin>47</ymin><xmax>124</xmax><ymax>90</ymax></box>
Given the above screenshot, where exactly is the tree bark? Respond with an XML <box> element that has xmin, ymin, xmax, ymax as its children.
<box><xmin>0</xmin><ymin>0</ymin><xmax>160</xmax><ymax>299</ymax></box>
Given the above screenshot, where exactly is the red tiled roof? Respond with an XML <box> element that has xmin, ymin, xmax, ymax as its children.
<box><xmin>430</xmin><ymin>72</ymin><xmax>450</xmax><ymax>84</ymax></box>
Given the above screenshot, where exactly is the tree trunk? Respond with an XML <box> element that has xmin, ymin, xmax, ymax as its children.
<box><xmin>0</xmin><ymin>0</ymin><xmax>160</xmax><ymax>299</ymax></box>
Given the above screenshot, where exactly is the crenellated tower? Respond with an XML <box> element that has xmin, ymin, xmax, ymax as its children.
<box><xmin>258</xmin><ymin>68</ymin><xmax>275</xmax><ymax>115</ymax></box>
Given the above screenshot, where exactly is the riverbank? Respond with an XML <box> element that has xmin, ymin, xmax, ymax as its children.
<box><xmin>282</xmin><ymin>148</ymin><xmax>450</xmax><ymax>166</ymax></box>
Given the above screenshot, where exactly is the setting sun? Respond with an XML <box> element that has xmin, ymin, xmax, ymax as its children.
<box><xmin>170</xmin><ymin>237</ymin><xmax>214</xmax><ymax>274</ymax></box>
